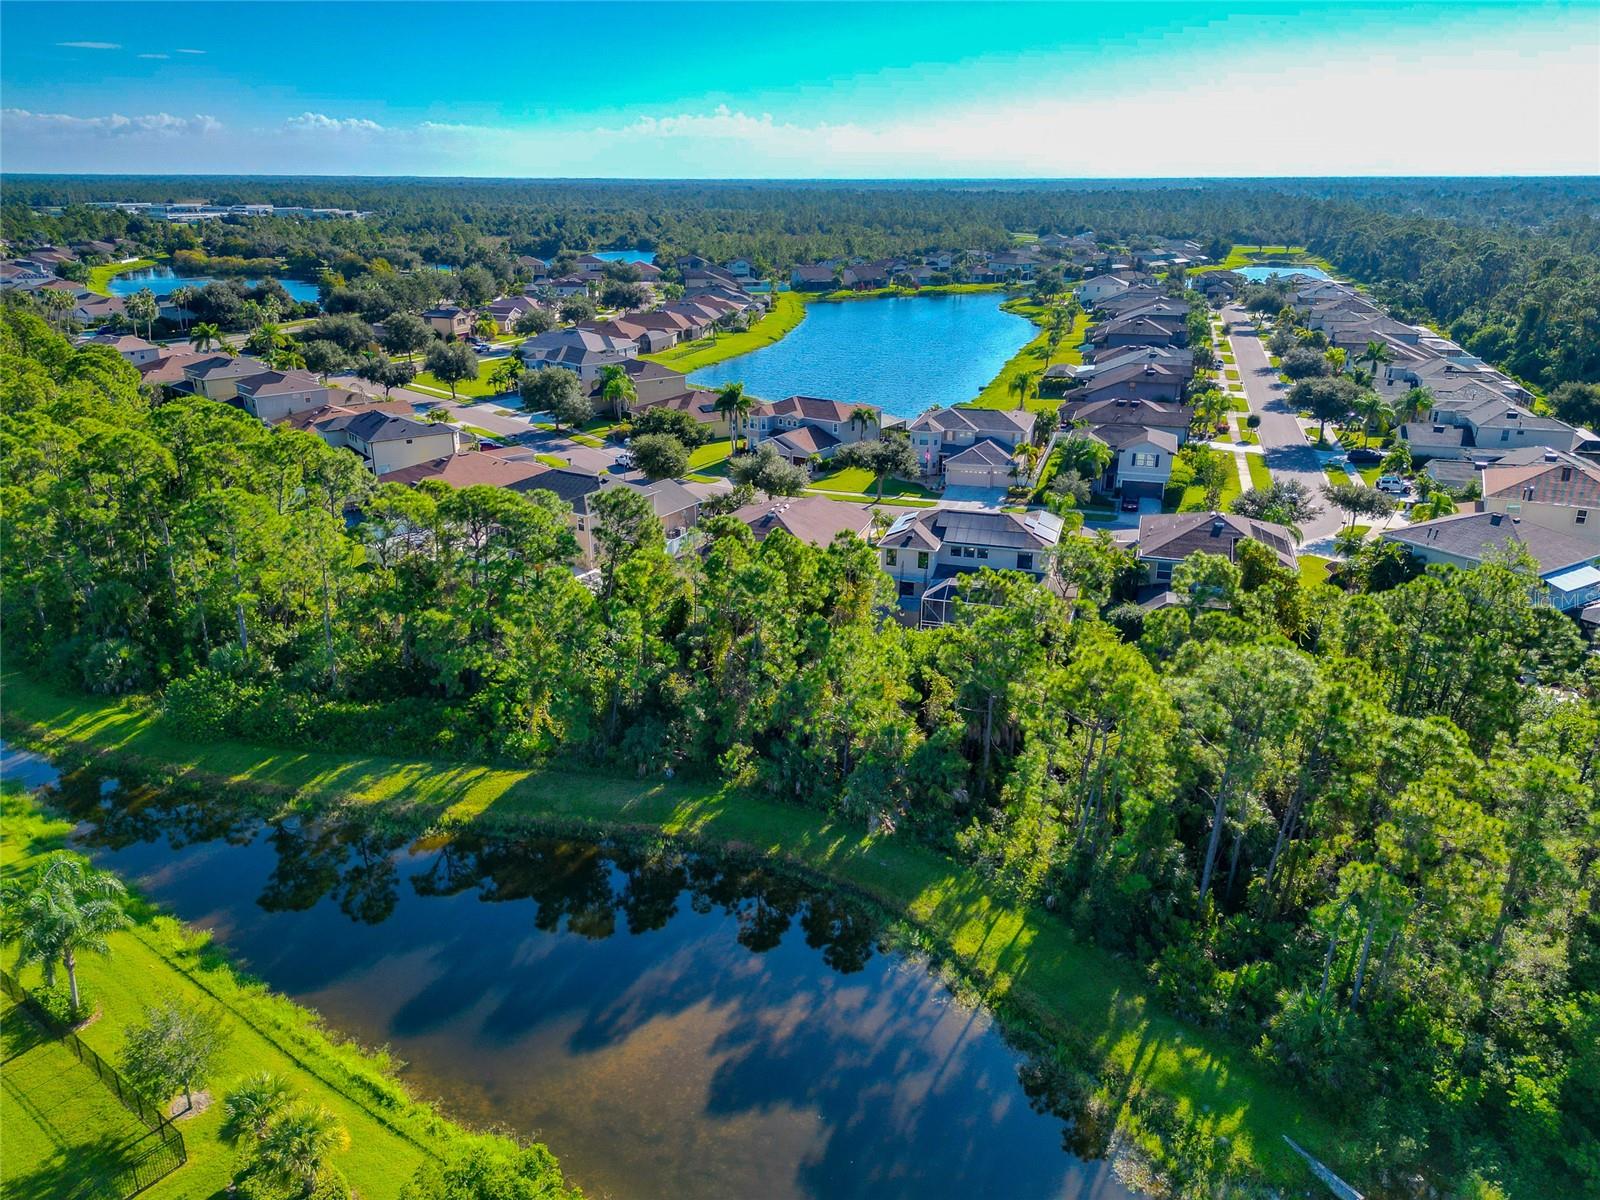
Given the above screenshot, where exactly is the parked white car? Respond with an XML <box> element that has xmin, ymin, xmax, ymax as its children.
<box><xmin>1375</xmin><ymin>474</ymin><xmax>1410</xmax><ymax>495</ymax></box>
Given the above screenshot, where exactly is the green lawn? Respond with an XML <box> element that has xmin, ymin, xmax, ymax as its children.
<box><xmin>1246</xmin><ymin>451</ymin><xmax>1273</xmax><ymax>492</ymax></box>
<box><xmin>642</xmin><ymin>292</ymin><xmax>805</xmax><ymax>371</ymax></box>
<box><xmin>86</xmin><ymin>258</ymin><xmax>158</xmax><ymax>297</ymax></box>
<box><xmin>808</xmin><ymin>283</ymin><xmax>1008</xmax><ymax>302</ymax></box>
<box><xmin>687</xmin><ymin>440</ymin><xmax>735</xmax><ymax>471</ymax></box>
<box><xmin>414</xmin><ymin>357</ymin><xmax>522</xmax><ymax>400</ymax></box>
<box><xmin>0</xmin><ymin>790</ymin><xmax>472</xmax><ymax>1200</ymax></box>
<box><xmin>1</xmin><ymin>1003</ymin><xmax>154</xmax><ymax>1198</ymax></box>
<box><xmin>1298</xmin><ymin>555</ymin><xmax>1335</xmax><ymax>587</ymax></box>
<box><xmin>1189</xmin><ymin>245</ymin><xmax>1338</xmax><ymax>276</ymax></box>
<box><xmin>809</xmin><ymin>465</ymin><xmax>940</xmax><ymax>500</ymax></box>
<box><xmin>1</xmin><ymin>674</ymin><xmax>1354</xmax><ymax>1193</ymax></box>
<box><xmin>972</xmin><ymin>304</ymin><xmax>1088</xmax><ymax>410</ymax></box>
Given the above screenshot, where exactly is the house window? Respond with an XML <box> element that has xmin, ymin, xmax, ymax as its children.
<box><xmin>1131</xmin><ymin>452</ymin><xmax>1160</xmax><ymax>469</ymax></box>
<box><xmin>1156</xmin><ymin>563</ymin><xmax>1173</xmax><ymax>581</ymax></box>
<box><xmin>977</xmin><ymin>548</ymin><xmax>989</xmax><ymax>559</ymax></box>
<box><xmin>917</xmin><ymin>551</ymin><xmax>929</xmax><ymax>568</ymax></box>
<box><xmin>1500</xmin><ymin>429</ymin><xmax>1511</xmax><ymax>441</ymax></box>
<box><xmin>898</xmin><ymin>580</ymin><xmax>915</xmax><ymax>597</ymax></box>
<box><xmin>1017</xmin><ymin>553</ymin><xmax>1033</xmax><ymax>571</ymax></box>
<box><xmin>885</xmin><ymin>549</ymin><xmax>898</xmax><ymax>566</ymax></box>
<box><xmin>1578</xmin><ymin>510</ymin><xmax>1589</xmax><ymax>525</ymax></box>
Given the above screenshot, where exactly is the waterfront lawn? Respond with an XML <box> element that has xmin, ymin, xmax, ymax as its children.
<box><xmin>0</xmin><ymin>788</ymin><xmax>463</xmax><ymax>1200</ymax></box>
<box><xmin>687</xmin><ymin>440</ymin><xmax>735</xmax><ymax>471</ymax></box>
<box><xmin>1</xmin><ymin>674</ymin><xmax>1354</xmax><ymax>1192</ymax></box>
<box><xmin>971</xmin><ymin>305</ymin><xmax>1087</xmax><ymax>410</ymax></box>
<box><xmin>0</xmin><ymin>1004</ymin><xmax>151</xmax><ymax>1198</ymax></box>
<box><xmin>642</xmin><ymin>292</ymin><xmax>805</xmax><ymax>372</ymax></box>
<box><xmin>86</xmin><ymin>257</ymin><xmax>158</xmax><ymax>297</ymax></box>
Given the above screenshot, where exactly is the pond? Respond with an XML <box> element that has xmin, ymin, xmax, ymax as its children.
<box><xmin>689</xmin><ymin>292</ymin><xmax>1034</xmax><ymax>419</ymax></box>
<box><xmin>592</xmin><ymin>248</ymin><xmax>657</xmax><ymax>264</ymax></box>
<box><xmin>32</xmin><ymin>761</ymin><xmax>1138</xmax><ymax>1200</ymax></box>
<box><xmin>107</xmin><ymin>265</ymin><xmax>322</xmax><ymax>304</ymax></box>
<box><xmin>1233</xmin><ymin>265</ymin><xmax>1332</xmax><ymax>282</ymax></box>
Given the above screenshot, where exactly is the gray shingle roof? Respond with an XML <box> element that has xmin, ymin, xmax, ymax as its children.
<box><xmin>1383</xmin><ymin>511</ymin><xmax>1597</xmax><ymax>575</ymax></box>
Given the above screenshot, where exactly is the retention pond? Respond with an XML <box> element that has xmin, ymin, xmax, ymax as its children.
<box><xmin>29</xmin><ymin>760</ymin><xmax>1139</xmax><ymax>1200</ymax></box>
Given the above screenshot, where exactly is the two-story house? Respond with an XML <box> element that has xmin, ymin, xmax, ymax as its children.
<box><xmin>1135</xmin><ymin>512</ymin><xmax>1297</xmax><ymax>587</ymax></box>
<box><xmin>85</xmin><ymin>333</ymin><xmax>162</xmax><ymax>365</ymax></box>
<box><xmin>1383</xmin><ymin>511</ymin><xmax>1600</xmax><ymax>611</ymax></box>
<box><xmin>746</xmin><ymin>395</ymin><xmax>881</xmax><ymax>468</ymax></box>
<box><xmin>906</xmin><ymin>407</ymin><xmax>1036</xmax><ymax>477</ymax></box>
<box><xmin>235</xmin><ymin>370</ymin><xmax>332</xmax><ymax>423</ymax></box>
<box><xmin>1480</xmin><ymin>450</ymin><xmax>1600</xmax><ymax>546</ymax></box>
<box><xmin>421</xmin><ymin>306</ymin><xmax>475</xmax><ymax>340</ymax></box>
<box><xmin>183</xmin><ymin>354</ymin><xmax>269</xmax><ymax>401</ymax></box>
<box><xmin>878</xmin><ymin>507</ymin><xmax>1064</xmax><ymax>626</ymax></box>
<box><xmin>520</xmin><ymin>327</ymin><xmax>639</xmax><ymax>383</ymax></box>
<box><xmin>310</xmin><ymin>409</ymin><xmax>460</xmax><ymax>475</ymax></box>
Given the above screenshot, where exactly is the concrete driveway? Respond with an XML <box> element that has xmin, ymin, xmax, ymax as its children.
<box><xmin>1220</xmin><ymin>305</ymin><xmax>1347</xmax><ymax>544</ymax></box>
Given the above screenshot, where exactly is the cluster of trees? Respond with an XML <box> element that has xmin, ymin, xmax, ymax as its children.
<box><xmin>4</xmin><ymin>281</ymin><xmax>1597</xmax><ymax>1194</ymax></box>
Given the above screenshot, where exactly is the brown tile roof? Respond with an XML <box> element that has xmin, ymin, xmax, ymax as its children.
<box><xmin>379</xmin><ymin>453</ymin><xmax>552</xmax><ymax>490</ymax></box>
<box><xmin>732</xmin><ymin>496</ymin><xmax>875</xmax><ymax>546</ymax></box>
<box><xmin>1481</xmin><ymin>455</ymin><xmax>1600</xmax><ymax>506</ymax></box>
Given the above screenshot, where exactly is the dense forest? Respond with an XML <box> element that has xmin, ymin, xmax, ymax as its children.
<box><xmin>1</xmin><ymin>306</ymin><xmax>1595</xmax><ymax>1198</ymax></box>
<box><xmin>4</xmin><ymin>176</ymin><xmax>1599</xmax><ymax>390</ymax></box>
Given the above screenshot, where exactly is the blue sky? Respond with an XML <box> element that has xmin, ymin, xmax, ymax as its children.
<box><xmin>3</xmin><ymin>1</ymin><xmax>1597</xmax><ymax>177</ymax></box>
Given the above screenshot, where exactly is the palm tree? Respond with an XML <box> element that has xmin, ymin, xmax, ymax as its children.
<box><xmin>169</xmin><ymin>286</ymin><xmax>197</xmax><ymax>330</ymax></box>
<box><xmin>125</xmin><ymin>287</ymin><xmax>159</xmax><ymax>340</ymax></box>
<box><xmin>1</xmin><ymin>852</ymin><xmax>129</xmax><ymax>1013</ymax></box>
<box><xmin>255</xmin><ymin>1101</ymin><xmax>350</xmax><ymax>1196</ymax></box>
<box><xmin>1352</xmin><ymin>390</ymin><xmax>1394</xmax><ymax>440</ymax></box>
<box><xmin>1359</xmin><ymin>339</ymin><xmax>1393</xmax><ymax>384</ymax></box>
<box><xmin>222</xmin><ymin>1072</ymin><xmax>293</xmax><ymax>1144</ymax></box>
<box><xmin>489</xmin><ymin>357</ymin><xmax>523</xmax><ymax>397</ymax></box>
<box><xmin>1008</xmin><ymin>369</ymin><xmax>1038</xmax><ymax>410</ymax></box>
<box><xmin>41</xmin><ymin>289</ymin><xmax>74</xmax><ymax>331</ymax></box>
<box><xmin>599</xmin><ymin>363</ymin><xmax>637</xmax><ymax>422</ymax></box>
<box><xmin>715</xmin><ymin>381</ymin><xmax>751</xmax><ymax>454</ymax></box>
<box><xmin>1396</xmin><ymin>385</ymin><xmax>1433</xmax><ymax>426</ymax></box>
<box><xmin>848</xmin><ymin>405</ymin><xmax>878</xmax><ymax>440</ymax></box>
<box><xmin>1412</xmin><ymin>491</ymin><xmax>1457</xmax><ymax>521</ymax></box>
<box><xmin>189</xmin><ymin>322</ymin><xmax>223</xmax><ymax>352</ymax></box>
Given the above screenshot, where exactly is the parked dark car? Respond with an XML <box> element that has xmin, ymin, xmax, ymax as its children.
<box><xmin>1121</xmin><ymin>495</ymin><xmax>1142</xmax><ymax>512</ymax></box>
<box><xmin>1346</xmin><ymin>447</ymin><xmax>1385</xmax><ymax>464</ymax></box>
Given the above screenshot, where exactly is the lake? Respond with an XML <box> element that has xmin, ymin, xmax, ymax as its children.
<box><xmin>1234</xmin><ymin>265</ymin><xmax>1332</xmax><ymax>281</ymax></box>
<box><xmin>689</xmin><ymin>292</ymin><xmax>1033</xmax><ymax>419</ymax></box>
<box><xmin>33</xmin><ymin>761</ymin><xmax>1138</xmax><ymax>1200</ymax></box>
<box><xmin>593</xmin><ymin>248</ymin><xmax>657</xmax><ymax>264</ymax></box>
<box><xmin>107</xmin><ymin>265</ymin><xmax>322</xmax><ymax>304</ymax></box>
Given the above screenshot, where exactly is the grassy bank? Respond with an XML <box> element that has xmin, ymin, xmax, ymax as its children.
<box><xmin>641</xmin><ymin>291</ymin><xmax>805</xmax><ymax>371</ymax></box>
<box><xmin>971</xmin><ymin>300</ymin><xmax>1087</xmax><ymax>410</ymax></box>
<box><xmin>1</xmin><ymin>673</ymin><xmax>1357</xmax><ymax>1193</ymax></box>
<box><xmin>1190</xmin><ymin>245</ymin><xmax>1339</xmax><ymax>277</ymax></box>
<box><xmin>804</xmin><ymin>282</ymin><xmax>1010</xmax><ymax>302</ymax></box>
<box><xmin>86</xmin><ymin>257</ymin><xmax>158</xmax><ymax>296</ymax></box>
<box><xmin>0</xmin><ymin>790</ymin><xmax>492</xmax><ymax>1200</ymax></box>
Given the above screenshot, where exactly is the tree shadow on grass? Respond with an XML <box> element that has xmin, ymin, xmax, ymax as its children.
<box><xmin>4</xmin><ymin>1131</ymin><xmax>153</xmax><ymax>1200</ymax></box>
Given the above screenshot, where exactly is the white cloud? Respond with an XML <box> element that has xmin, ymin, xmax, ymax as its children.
<box><xmin>138</xmin><ymin>54</ymin><xmax>170</xmax><ymax>60</ymax></box>
<box><xmin>2</xmin><ymin>108</ymin><xmax>222</xmax><ymax>139</ymax></box>
<box><xmin>56</xmin><ymin>41</ymin><xmax>120</xmax><ymax>50</ymax></box>
<box><xmin>282</xmin><ymin>112</ymin><xmax>385</xmax><ymax>134</ymax></box>
<box><xmin>175</xmin><ymin>48</ymin><xmax>205</xmax><ymax>55</ymax></box>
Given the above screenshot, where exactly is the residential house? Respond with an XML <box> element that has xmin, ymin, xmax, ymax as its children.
<box><xmin>585</xmin><ymin>358</ymin><xmax>690</xmax><ymax>407</ymax></box>
<box><xmin>85</xmin><ymin>333</ymin><xmax>162</xmax><ymax>365</ymax></box>
<box><xmin>549</xmin><ymin>276</ymin><xmax>591</xmax><ymax>298</ymax></box>
<box><xmin>378</xmin><ymin>452</ymin><xmax>553</xmax><ymax>492</ymax></box>
<box><xmin>525</xmin><ymin>468</ymin><xmax>703</xmax><ymax>561</ymax></box>
<box><xmin>587</xmin><ymin>317</ymin><xmax>676</xmax><ymax>354</ymax></box>
<box><xmin>1480</xmin><ymin>450</ymin><xmax>1600</xmax><ymax>545</ymax></box>
<box><xmin>71</xmin><ymin>294</ymin><xmax>127</xmax><ymax>325</ymax></box>
<box><xmin>746</xmin><ymin>395</ymin><xmax>881</xmax><ymax>467</ymax></box>
<box><xmin>1079</xmin><ymin>274</ymin><xmax>1133</xmax><ymax>304</ymax></box>
<box><xmin>183</xmin><ymin>354</ymin><xmax>268</xmax><ymax>401</ymax></box>
<box><xmin>1383</xmin><ymin>511</ymin><xmax>1600</xmax><ymax>611</ymax></box>
<box><xmin>906</xmin><ymin>407</ymin><xmax>1036</xmax><ymax>476</ymax></box>
<box><xmin>790</xmin><ymin>264</ymin><xmax>838</xmax><ymax>291</ymax></box>
<box><xmin>480</xmin><ymin>296</ymin><xmax>533</xmax><ymax>333</ymax></box>
<box><xmin>731</xmin><ymin>496</ymin><xmax>876</xmax><ymax>547</ymax></box>
<box><xmin>724</xmin><ymin>258</ymin><xmax>756</xmax><ymax>279</ymax></box>
<box><xmin>136</xmin><ymin>350</ymin><xmax>212</xmax><ymax>392</ymax></box>
<box><xmin>514</xmin><ymin>255</ymin><xmax>550</xmax><ymax>280</ymax></box>
<box><xmin>878</xmin><ymin>507</ymin><xmax>1064</xmax><ymax>624</ymax></box>
<box><xmin>941</xmin><ymin>436</ymin><xmax>1022</xmax><ymax>490</ymax></box>
<box><xmin>1135</xmin><ymin>512</ymin><xmax>1297</xmax><ymax>586</ymax></box>
<box><xmin>422</xmin><ymin>306</ymin><xmax>475</xmax><ymax>340</ymax></box>
<box><xmin>631</xmin><ymin>389</ymin><xmax>730</xmax><ymax>438</ymax></box>
<box><xmin>0</xmin><ymin>260</ymin><xmax>56</xmax><ymax>290</ymax></box>
<box><xmin>1060</xmin><ymin>397</ymin><xmax>1194</xmax><ymax>445</ymax></box>
<box><xmin>520</xmin><ymin>327</ymin><xmax>639</xmax><ymax>382</ymax></box>
<box><xmin>1072</xmin><ymin>358</ymin><xmax>1189</xmax><ymax>406</ymax></box>
<box><xmin>235</xmin><ymin>370</ymin><xmax>332</xmax><ymax>423</ymax></box>
<box><xmin>1096</xmin><ymin>427</ymin><xmax>1180</xmax><ymax>502</ymax></box>
<box><xmin>309</xmin><ymin>408</ymin><xmax>460</xmax><ymax>475</ymax></box>
<box><xmin>1088</xmin><ymin>314</ymin><xmax>1188</xmax><ymax>352</ymax></box>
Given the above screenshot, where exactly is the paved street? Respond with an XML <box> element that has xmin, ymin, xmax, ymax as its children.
<box><xmin>1220</xmin><ymin>305</ymin><xmax>1347</xmax><ymax>545</ymax></box>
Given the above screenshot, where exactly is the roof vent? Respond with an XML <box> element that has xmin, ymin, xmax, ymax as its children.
<box><xmin>1544</xmin><ymin>449</ymin><xmax>1560</xmax><ymax>462</ymax></box>
<box><xmin>1489</xmin><ymin>512</ymin><xmax>1504</xmax><ymax>526</ymax></box>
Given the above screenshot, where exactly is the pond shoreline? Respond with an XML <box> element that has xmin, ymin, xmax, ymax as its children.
<box><xmin>0</xmin><ymin>673</ymin><xmax>1355</xmax><ymax>1196</ymax></box>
